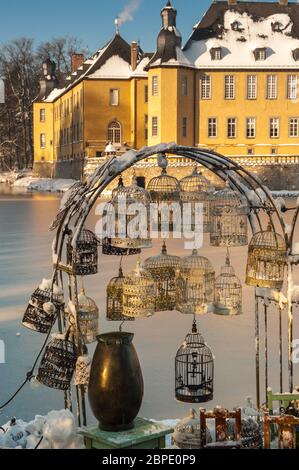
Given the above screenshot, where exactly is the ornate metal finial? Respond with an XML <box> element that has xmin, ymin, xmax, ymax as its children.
<box><xmin>162</xmin><ymin>241</ymin><xmax>167</xmax><ymax>255</ymax></box>
<box><xmin>267</xmin><ymin>221</ymin><xmax>272</xmax><ymax>232</ymax></box>
<box><xmin>225</xmin><ymin>248</ymin><xmax>230</xmax><ymax>266</ymax></box>
<box><xmin>115</xmin><ymin>17</ymin><xmax>120</xmax><ymax>35</ymax></box>
<box><xmin>118</xmin><ymin>176</ymin><xmax>124</xmax><ymax>188</ymax></box>
<box><xmin>192</xmin><ymin>318</ymin><xmax>198</xmax><ymax>334</ymax></box>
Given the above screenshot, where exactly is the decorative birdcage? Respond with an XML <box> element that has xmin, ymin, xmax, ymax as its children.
<box><xmin>172</xmin><ymin>409</ymin><xmax>212</xmax><ymax>449</ymax></box>
<box><xmin>102</xmin><ymin>238</ymin><xmax>141</xmax><ymax>257</ymax></box>
<box><xmin>77</xmin><ymin>290</ymin><xmax>99</xmax><ymax>344</ymax></box>
<box><xmin>74</xmin><ymin>354</ymin><xmax>91</xmax><ymax>391</ymax></box>
<box><xmin>180</xmin><ymin>168</ymin><xmax>213</xmax><ymax>233</ymax></box>
<box><xmin>147</xmin><ymin>169</ymin><xmax>181</xmax><ymax>232</ymax></box>
<box><xmin>143</xmin><ymin>242</ymin><xmax>181</xmax><ymax>312</ymax></box>
<box><xmin>122</xmin><ymin>261</ymin><xmax>156</xmax><ymax>318</ymax></box>
<box><xmin>214</xmin><ymin>251</ymin><xmax>242</xmax><ymax>316</ymax></box>
<box><xmin>22</xmin><ymin>279</ymin><xmax>64</xmax><ymax>334</ymax></box>
<box><xmin>176</xmin><ymin>250</ymin><xmax>215</xmax><ymax>315</ymax></box>
<box><xmin>37</xmin><ymin>333</ymin><xmax>77</xmax><ymax>391</ymax></box>
<box><xmin>67</xmin><ymin>229</ymin><xmax>98</xmax><ymax>276</ymax></box>
<box><xmin>175</xmin><ymin>320</ymin><xmax>214</xmax><ymax>403</ymax></box>
<box><xmin>106</xmin><ymin>267</ymin><xmax>135</xmax><ymax>322</ymax></box>
<box><xmin>210</xmin><ymin>184</ymin><xmax>249</xmax><ymax>247</ymax></box>
<box><xmin>246</xmin><ymin>223</ymin><xmax>287</xmax><ymax>290</ymax></box>
<box><xmin>109</xmin><ymin>177</ymin><xmax>152</xmax><ymax>250</ymax></box>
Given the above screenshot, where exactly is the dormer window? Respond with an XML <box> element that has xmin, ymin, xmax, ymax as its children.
<box><xmin>271</xmin><ymin>22</ymin><xmax>283</xmax><ymax>33</ymax></box>
<box><xmin>292</xmin><ymin>49</ymin><xmax>299</xmax><ymax>61</ymax></box>
<box><xmin>210</xmin><ymin>47</ymin><xmax>222</xmax><ymax>61</ymax></box>
<box><xmin>231</xmin><ymin>21</ymin><xmax>243</xmax><ymax>32</ymax></box>
<box><xmin>253</xmin><ymin>48</ymin><xmax>267</xmax><ymax>61</ymax></box>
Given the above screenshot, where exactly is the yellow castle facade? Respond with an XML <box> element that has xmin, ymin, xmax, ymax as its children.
<box><xmin>33</xmin><ymin>0</ymin><xmax>299</xmax><ymax>184</ymax></box>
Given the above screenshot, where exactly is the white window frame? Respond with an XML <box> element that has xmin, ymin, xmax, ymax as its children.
<box><xmin>246</xmin><ymin>117</ymin><xmax>256</xmax><ymax>139</ymax></box>
<box><xmin>247</xmin><ymin>75</ymin><xmax>257</xmax><ymax>100</ymax></box>
<box><xmin>40</xmin><ymin>133</ymin><xmax>46</xmax><ymax>149</ymax></box>
<box><xmin>225</xmin><ymin>75</ymin><xmax>235</xmax><ymax>100</ymax></box>
<box><xmin>289</xmin><ymin>117</ymin><xmax>299</xmax><ymax>137</ymax></box>
<box><xmin>269</xmin><ymin>117</ymin><xmax>280</xmax><ymax>138</ymax></box>
<box><xmin>152</xmin><ymin>76</ymin><xmax>159</xmax><ymax>97</ymax></box>
<box><xmin>108</xmin><ymin>121</ymin><xmax>122</xmax><ymax>145</ymax></box>
<box><xmin>40</xmin><ymin>108</ymin><xmax>46</xmax><ymax>122</ymax></box>
<box><xmin>227</xmin><ymin>117</ymin><xmax>237</xmax><ymax>138</ymax></box>
<box><xmin>287</xmin><ymin>75</ymin><xmax>298</xmax><ymax>100</ymax></box>
<box><xmin>208</xmin><ymin>117</ymin><xmax>217</xmax><ymax>138</ymax></box>
<box><xmin>201</xmin><ymin>74</ymin><xmax>211</xmax><ymax>100</ymax></box>
<box><xmin>109</xmin><ymin>89</ymin><xmax>119</xmax><ymax>106</ymax></box>
<box><xmin>152</xmin><ymin>116</ymin><xmax>158</xmax><ymax>137</ymax></box>
<box><xmin>267</xmin><ymin>75</ymin><xmax>278</xmax><ymax>100</ymax></box>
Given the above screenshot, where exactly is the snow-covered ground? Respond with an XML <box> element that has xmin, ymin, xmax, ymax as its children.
<box><xmin>12</xmin><ymin>177</ymin><xmax>77</xmax><ymax>193</ymax></box>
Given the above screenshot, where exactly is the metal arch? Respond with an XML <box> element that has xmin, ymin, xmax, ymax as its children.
<box><xmin>49</xmin><ymin>144</ymin><xmax>290</xmax><ymax>421</ymax></box>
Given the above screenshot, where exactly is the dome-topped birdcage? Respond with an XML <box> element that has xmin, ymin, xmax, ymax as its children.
<box><xmin>147</xmin><ymin>169</ymin><xmax>181</xmax><ymax>232</ymax></box>
<box><xmin>122</xmin><ymin>261</ymin><xmax>155</xmax><ymax>318</ymax></box>
<box><xmin>210</xmin><ymin>184</ymin><xmax>249</xmax><ymax>247</ymax></box>
<box><xmin>175</xmin><ymin>320</ymin><xmax>214</xmax><ymax>404</ymax></box>
<box><xmin>143</xmin><ymin>242</ymin><xmax>181</xmax><ymax>312</ymax></box>
<box><xmin>37</xmin><ymin>333</ymin><xmax>77</xmax><ymax>391</ymax></box>
<box><xmin>246</xmin><ymin>223</ymin><xmax>287</xmax><ymax>290</ymax></box>
<box><xmin>109</xmin><ymin>177</ymin><xmax>152</xmax><ymax>250</ymax></box>
<box><xmin>106</xmin><ymin>267</ymin><xmax>134</xmax><ymax>322</ymax></box>
<box><xmin>76</xmin><ymin>290</ymin><xmax>99</xmax><ymax>344</ymax></box>
<box><xmin>214</xmin><ymin>251</ymin><xmax>242</xmax><ymax>316</ymax></box>
<box><xmin>22</xmin><ymin>279</ymin><xmax>64</xmax><ymax>334</ymax></box>
<box><xmin>67</xmin><ymin>229</ymin><xmax>98</xmax><ymax>276</ymax></box>
<box><xmin>176</xmin><ymin>250</ymin><xmax>215</xmax><ymax>315</ymax></box>
<box><xmin>180</xmin><ymin>168</ymin><xmax>213</xmax><ymax>233</ymax></box>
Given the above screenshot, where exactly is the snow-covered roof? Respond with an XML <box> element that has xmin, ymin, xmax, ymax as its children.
<box><xmin>184</xmin><ymin>2</ymin><xmax>299</xmax><ymax>69</ymax></box>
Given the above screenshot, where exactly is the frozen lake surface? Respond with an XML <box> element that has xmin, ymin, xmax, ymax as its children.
<box><xmin>1</xmin><ymin>185</ymin><xmax>299</xmax><ymax>424</ymax></box>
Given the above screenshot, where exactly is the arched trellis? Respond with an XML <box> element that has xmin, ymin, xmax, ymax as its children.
<box><xmin>48</xmin><ymin>143</ymin><xmax>294</xmax><ymax>426</ymax></box>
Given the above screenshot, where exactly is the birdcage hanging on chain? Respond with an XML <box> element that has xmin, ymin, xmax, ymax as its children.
<box><xmin>147</xmin><ymin>169</ymin><xmax>181</xmax><ymax>232</ymax></box>
<box><xmin>106</xmin><ymin>266</ymin><xmax>135</xmax><ymax>322</ymax></box>
<box><xmin>122</xmin><ymin>261</ymin><xmax>156</xmax><ymax>318</ymax></box>
<box><xmin>246</xmin><ymin>223</ymin><xmax>287</xmax><ymax>290</ymax></box>
<box><xmin>37</xmin><ymin>332</ymin><xmax>77</xmax><ymax>391</ymax></box>
<box><xmin>74</xmin><ymin>353</ymin><xmax>91</xmax><ymax>391</ymax></box>
<box><xmin>180</xmin><ymin>168</ymin><xmax>213</xmax><ymax>233</ymax></box>
<box><xmin>108</xmin><ymin>177</ymin><xmax>152</xmax><ymax>250</ymax></box>
<box><xmin>175</xmin><ymin>319</ymin><xmax>214</xmax><ymax>403</ymax></box>
<box><xmin>76</xmin><ymin>289</ymin><xmax>99</xmax><ymax>344</ymax></box>
<box><xmin>214</xmin><ymin>250</ymin><xmax>242</xmax><ymax>316</ymax></box>
<box><xmin>22</xmin><ymin>279</ymin><xmax>64</xmax><ymax>334</ymax></box>
<box><xmin>210</xmin><ymin>183</ymin><xmax>249</xmax><ymax>247</ymax></box>
<box><xmin>143</xmin><ymin>242</ymin><xmax>181</xmax><ymax>312</ymax></box>
<box><xmin>67</xmin><ymin>229</ymin><xmax>98</xmax><ymax>276</ymax></box>
<box><xmin>176</xmin><ymin>250</ymin><xmax>215</xmax><ymax>315</ymax></box>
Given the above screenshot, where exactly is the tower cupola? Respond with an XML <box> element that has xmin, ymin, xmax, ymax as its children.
<box><xmin>161</xmin><ymin>0</ymin><xmax>177</xmax><ymax>29</ymax></box>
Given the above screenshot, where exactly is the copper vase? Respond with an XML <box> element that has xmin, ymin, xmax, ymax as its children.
<box><xmin>88</xmin><ymin>332</ymin><xmax>144</xmax><ymax>431</ymax></box>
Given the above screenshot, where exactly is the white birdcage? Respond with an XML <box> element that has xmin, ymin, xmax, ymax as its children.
<box><xmin>77</xmin><ymin>290</ymin><xmax>99</xmax><ymax>344</ymax></box>
<box><xmin>214</xmin><ymin>251</ymin><xmax>242</xmax><ymax>316</ymax></box>
<box><xmin>122</xmin><ymin>261</ymin><xmax>156</xmax><ymax>318</ymax></box>
<box><xmin>210</xmin><ymin>184</ymin><xmax>249</xmax><ymax>247</ymax></box>
<box><xmin>176</xmin><ymin>250</ymin><xmax>215</xmax><ymax>315</ymax></box>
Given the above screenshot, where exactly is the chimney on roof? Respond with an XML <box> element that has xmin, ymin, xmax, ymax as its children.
<box><xmin>72</xmin><ymin>53</ymin><xmax>85</xmax><ymax>73</ymax></box>
<box><xmin>278</xmin><ymin>0</ymin><xmax>288</xmax><ymax>5</ymax></box>
<box><xmin>131</xmin><ymin>41</ymin><xmax>138</xmax><ymax>71</ymax></box>
<box><xmin>227</xmin><ymin>0</ymin><xmax>237</xmax><ymax>5</ymax></box>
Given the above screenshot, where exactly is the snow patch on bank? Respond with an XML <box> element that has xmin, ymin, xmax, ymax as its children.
<box><xmin>13</xmin><ymin>177</ymin><xmax>77</xmax><ymax>193</ymax></box>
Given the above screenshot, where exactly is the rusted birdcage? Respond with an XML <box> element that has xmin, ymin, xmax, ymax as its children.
<box><xmin>246</xmin><ymin>223</ymin><xmax>287</xmax><ymax>290</ymax></box>
<box><xmin>106</xmin><ymin>267</ymin><xmax>134</xmax><ymax>322</ymax></box>
<box><xmin>143</xmin><ymin>242</ymin><xmax>181</xmax><ymax>312</ymax></box>
<box><xmin>37</xmin><ymin>333</ymin><xmax>77</xmax><ymax>391</ymax></box>
<box><xmin>147</xmin><ymin>169</ymin><xmax>181</xmax><ymax>232</ymax></box>
<box><xmin>109</xmin><ymin>177</ymin><xmax>152</xmax><ymax>250</ymax></box>
<box><xmin>180</xmin><ymin>168</ymin><xmax>213</xmax><ymax>233</ymax></box>
<box><xmin>122</xmin><ymin>261</ymin><xmax>155</xmax><ymax>318</ymax></box>
<box><xmin>175</xmin><ymin>320</ymin><xmax>214</xmax><ymax>403</ymax></box>
<box><xmin>22</xmin><ymin>280</ymin><xmax>64</xmax><ymax>334</ymax></box>
<box><xmin>77</xmin><ymin>290</ymin><xmax>99</xmax><ymax>344</ymax></box>
<box><xmin>214</xmin><ymin>251</ymin><xmax>242</xmax><ymax>316</ymax></box>
<box><xmin>176</xmin><ymin>250</ymin><xmax>215</xmax><ymax>315</ymax></box>
<box><xmin>67</xmin><ymin>229</ymin><xmax>98</xmax><ymax>276</ymax></box>
<box><xmin>102</xmin><ymin>238</ymin><xmax>141</xmax><ymax>256</ymax></box>
<box><xmin>210</xmin><ymin>184</ymin><xmax>249</xmax><ymax>247</ymax></box>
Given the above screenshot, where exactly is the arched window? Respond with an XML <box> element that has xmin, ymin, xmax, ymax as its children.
<box><xmin>108</xmin><ymin>121</ymin><xmax>121</xmax><ymax>145</ymax></box>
